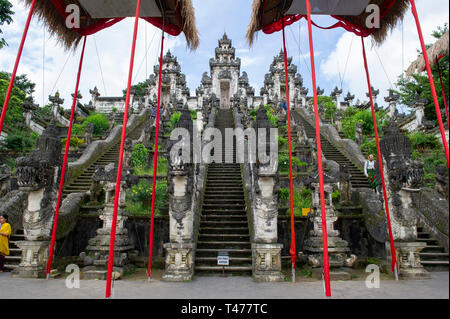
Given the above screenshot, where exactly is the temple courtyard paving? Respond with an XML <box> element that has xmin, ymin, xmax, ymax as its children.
<box><xmin>0</xmin><ymin>269</ymin><xmax>448</xmax><ymax>299</ymax></box>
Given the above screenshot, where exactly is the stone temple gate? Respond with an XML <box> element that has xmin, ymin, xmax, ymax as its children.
<box><xmin>1</xmin><ymin>33</ymin><xmax>448</xmax><ymax>283</ymax></box>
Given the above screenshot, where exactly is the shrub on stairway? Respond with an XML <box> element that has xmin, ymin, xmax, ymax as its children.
<box><xmin>61</xmin><ymin>136</ymin><xmax>84</xmax><ymax>149</ymax></box>
<box><xmin>0</xmin><ymin>129</ymin><xmax>39</xmax><ymax>151</ymax></box>
<box><xmin>132</xmin><ymin>143</ymin><xmax>149</xmax><ymax>170</ymax></box>
<box><xmin>317</xmin><ymin>96</ymin><xmax>337</xmax><ymax>121</ymax></box>
<box><xmin>168</xmin><ymin>112</ymin><xmax>181</xmax><ymax>131</ymax></box>
<box><xmin>69</xmin><ymin>113</ymin><xmax>109</xmax><ymax>137</ymax></box>
<box><xmin>85</xmin><ymin>113</ymin><xmax>109</xmax><ymax>136</ymax></box>
<box><xmin>126</xmin><ymin>179</ymin><xmax>168</xmax><ymax>215</ymax></box>
<box><xmin>278</xmin><ymin>154</ymin><xmax>307</xmax><ymax>173</ymax></box>
<box><xmin>279</xmin><ymin>187</ymin><xmax>312</xmax><ymax>216</ymax></box>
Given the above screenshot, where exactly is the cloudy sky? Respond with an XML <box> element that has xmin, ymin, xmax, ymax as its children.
<box><xmin>1</xmin><ymin>0</ymin><xmax>449</xmax><ymax>111</ymax></box>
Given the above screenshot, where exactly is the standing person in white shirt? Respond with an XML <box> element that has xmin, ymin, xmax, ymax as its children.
<box><xmin>364</xmin><ymin>154</ymin><xmax>378</xmax><ymax>191</ymax></box>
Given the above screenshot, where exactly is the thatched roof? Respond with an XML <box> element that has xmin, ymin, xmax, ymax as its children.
<box><xmin>246</xmin><ymin>0</ymin><xmax>410</xmax><ymax>46</ymax></box>
<box><xmin>406</xmin><ymin>30</ymin><xmax>449</xmax><ymax>76</ymax></box>
<box><xmin>21</xmin><ymin>0</ymin><xmax>199</xmax><ymax>50</ymax></box>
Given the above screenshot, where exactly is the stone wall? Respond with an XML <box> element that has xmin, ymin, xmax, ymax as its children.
<box><xmin>277</xmin><ymin>216</ymin><xmax>386</xmax><ymax>261</ymax></box>
<box><xmin>55</xmin><ymin>215</ymin><xmax>170</xmax><ymax>263</ymax></box>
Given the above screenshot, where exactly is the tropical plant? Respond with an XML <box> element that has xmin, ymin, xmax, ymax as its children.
<box><xmin>395</xmin><ymin>23</ymin><xmax>448</xmax><ymax>122</ymax></box>
<box><xmin>278</xmin><ymin>154</ymin><xmax>307</xmax><ymax>173</ymax></box>
<box><xmin>318</xmin><ymin>96</ymin><xmax>337</xmax><ymax>121</ymax></box>
<box><xmin>61</xmin><ymin>137</ymin><xmax>84</xmax><ymax>149</ymax></box>
<box><xmin>1</xmin><ymin>130</ymin><xmax>38</xmax><ymax>151</ymax></box>
<box><xmin>279</xmin><ymin>187</ymin><xmax>312</xmax><ymax>216</ymax></box>
<box><xmin>168</xmin><ymin>112</ymin><xmax>181</xmax><ymax>131</ymax></box>
<box><xmin>131</xmin><ymin>143</ymin><xmax>149</xmax><ymax>170</ymax></box>
<box><xmin>127</xmin><ymin>179</ymin><xmax>167</xmax><ymax>210</ymax></box>
<box><xmin>0</xmin><ymin>0</ymin><xmax>13</xmax><ymax>49</ymax></box>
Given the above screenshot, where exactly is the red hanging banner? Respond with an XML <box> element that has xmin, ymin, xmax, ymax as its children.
<box><xmin>105</xmin><ymin>0</ymin><xmax>142</xmax><ymax>299</ymax></box>
<box><xmin>305</xmin><ymin>0</ymin><xmax>331</xmax><ymax>297</ymax></box>
<box><xmin>281</xmin><ymin>22</ymin><xmax>296</xmax><ymax>280</ymax></box>
<box><xmin>45</xmin><ymin>36</ymin><xmax>87</xmax><ymax>277</ymax></box>
<box><xmin>361</xmin><ymin>36</ymin><xmax>398</xmax><ymax>276</ymax></box>
<box><xmin>0</xmin><ymin>0</ymin><xmax>36</xmax><ymax>136</ymax></box>
<box><xmin>147</xmin><ymin>24</ymin><xmax>165</xmax><ymax>281</ymax></box>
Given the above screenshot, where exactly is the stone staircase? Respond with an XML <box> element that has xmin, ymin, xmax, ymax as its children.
<box><xmin>3</xmin><ymin>229</ymin><xmax>24</xmax><ymax>272</ymax></box>
<box><xmin>293</xmin><ymin>111</ymin><xmax>369</xmax><ymax>188</ymax></box>
<box><xmin>62</xmin><ymin>118</ymin><xmax>149</xmax><ymax>199</ymax></box>
<box><xmin>195</xmin><ymin>109</ymin><xmax>252</xmax><ymax>275</ymax></box>
<box><xmin>417</xmin><ymin>226</ymin><xmax>449</xmax><ymax>271</ymax></box>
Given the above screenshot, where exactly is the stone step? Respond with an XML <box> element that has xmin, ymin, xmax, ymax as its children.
<box><xmin>200</xmin><ymin>221</ymin><xmax>248</xmax><ymax>227</ymax></box>
<box><xmin>200</xmin><ymin>227</ymin><xmax>249</xmax><ymax>234</ymax></box>
<box><xmin>197</xmin><ymin>240</ymin><xmax>251</xmax><ymax>250</ymax></box>
<box><xmin>421</xmin><ymin>260</ymin><xmax>449</xmax><ymax>265</ymax></box>
<box><xmin>196</xmin><ymin>248</ymin><xmax>251</xmax><ymax>255</ymax></box>
<box><xmin>201</xmin><ymin>216</ymin><xmax>248</xmax><ymax>221</ymax></box>
<box><xmin>202</xmin><ymin>205</ymin><xmax>246</xmax><ymax>211</ymax></box>
<box><xmin>3</xmin><ymin>264</ymin><xmax>18</xmax><ymax>270</ymax></box>
<box><xmin>201</xmin><ymin>210</ymin><xmax>247</xmax><ymax>216</ymax></box>
<box><xmin>420</xmin><ymin>252</ymin><xmax>449</xmax><ymax>258</ymax></box>
<box><xmin>199</xmin><ymin>234</ymin><xmax>250</xmax><ymax>240</ymax></box>
<box><xmin>5</xmin><ymin>256</ymin><xmax>21</xmax><ymax>261</ymax></box>
<box><xmin>195</xmin><ymin>265</ymin><xmax>252</xmax><ymax>272</ymax></box>
<box><xmin>203</xmin><ymin>200</ymin><xmax>245</xmax><ymax>204</ymax></box>
<box><xmin>196</xmin><ymin>257</ymin><xmax>252</xmax><ymax>265</ymax></box>
<box><xmin>422</xmin><ymin>245</ymin><xmax>447</xmax><ymax>252</ymax></box>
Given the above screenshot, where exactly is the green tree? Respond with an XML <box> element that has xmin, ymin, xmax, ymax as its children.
<box><xmin>123</xmin><ymin>79</ymin><xmax>149</xmax><ymax>98</ymax></box>
<box><xmin>318</xmin><ymin>96</ymin><xmax>337</xmax><ymax>121</ymax></box>
<box><xmin>0</xmin><ymin>71</ymin><xmax>28</xmax><ymax>127</ymax></box>
<box><xmin>395</xmin><ymin>23</ymin><xmax>448</xmax><ymax>122</ymax></box>
<box><xmin>0</xmin><ymin>0</ymin><xmax>13</xmax><ymax>49</ymax></box>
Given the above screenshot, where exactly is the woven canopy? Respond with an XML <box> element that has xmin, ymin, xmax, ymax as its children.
<box><xmin>247</xmin><ymin>0</ymin><xmax>410</xmax><ymax>46</ymax></box>
<box><xmin>406</xmin><ymin>30</ymin><xmax>449</xmax><ymax>76</ymax></box>
<box><xmin>22</xmin><ymin>0</ymin><xmax>199</xmax><ymax>50</ymax></box>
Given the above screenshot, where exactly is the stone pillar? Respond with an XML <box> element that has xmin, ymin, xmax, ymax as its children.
<box><xmin>81</xmin><ymin>164</ymin><xmax>134</xmax><ymax>279</ymax></box>
<box><xmin>12</xmin><ymin>125</ymin><xmax>62</xmax><ymax>278</ymax></box>
<box><xmin>380</xmin><ymin>121</ymin><xmax>429</xmax><ymax>279</ymax></box>
<box><xmin>331</xmin><ymin>86</ymin><xmax>343</xmax><ymax>111</ymax></box>
<box><xmin>251</xmin><ymin>108</ymin><xmax>284</xmax><ymax>282</ymax></box>
<box><xmin>304</xmin><ymin>174</ymin><xmax>356</xmax><ymax>278</ymax></box>
<box><xmin>386</xmin><ymin>241</ymin><xmax>429</xmax><ymax>279</ymax></box>
<box><xmin>163</xmin><ymin>108</ymin><xmax>196</xmax><ymax>281</ymax></box>
<box><xmin>13</xmin><ymin>241</ymin><xmax>50</xmax><ymax>278</ymax></box>
<box><xmin>385</xmin><ymin>89</ymin><xmax>399</xmax><ymax>119</ymax></box>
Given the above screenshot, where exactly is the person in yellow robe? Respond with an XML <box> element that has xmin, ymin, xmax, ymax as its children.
<box><xmin>0</xmin><ymin>214</ymin><xmax>12</xmax><ymax>272</ymax></box>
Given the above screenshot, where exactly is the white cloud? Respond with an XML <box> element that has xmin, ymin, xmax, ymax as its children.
<box><xmin>241</xmin><ymin>55</ymin><xmax>264</xmax><ymax>67</ymax></box>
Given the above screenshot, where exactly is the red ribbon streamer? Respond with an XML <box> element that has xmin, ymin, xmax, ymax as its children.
<box><xmin>45</xmin><ymin>36</ymin><xmax>87</xmax><ymax>276</ymax></box>
<box><xmin>281</xmin><ymin>22</ymin><xmax>296</xmax><ymax>271</ymax></box>
<box><xmin>305</xmin><ymin>0</ymin><xmax>331</xmax><ymax>297</ymax></box>
<box><xmin>147</xmin><ymin>25</ymin><xmax>165</xmax><ymax>280</ymax></box>
<box><xmin>410</xmin><ymin>0</ymin><xmax>449</xmax><ymax>168</ymax></box>
<box><xmin>361</xmin><ymin>36</ymin><xmax>398</xmax><ymax>274</ymax></box>
<box><xmin>0</xmin><ymin>0</ymin><xmax>36</xmax><ymax>136</ymax></box>
<box><xmin>105</xmin><ymin>0</ymin><xmax>142</xmax><ymax>299</ymax></box>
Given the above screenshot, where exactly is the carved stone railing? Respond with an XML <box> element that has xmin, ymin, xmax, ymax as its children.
<box><xmin>66</xmin><ymin>108</ymin><xmax>150</xmax><ymax>187</ymax></box>
<box><xmin>238</xmin><ymin>107</ymin><xmax>284</xmax><ymax>282</ymax></box>
<box><xmin>296</xmin><ymin>108</ymin><xmax>366</xmax><ymax>171</ymax></box>
<box><xmin>412</xmin><ymin>188</ymin><xmax>449</xmax><ymax>252</ymax></box>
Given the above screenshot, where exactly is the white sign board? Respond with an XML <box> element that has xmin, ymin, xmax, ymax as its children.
<box><xmin>217</xmin><ymin>253</ymin><xmax>230</xmax><ymax>266</ymax></box>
